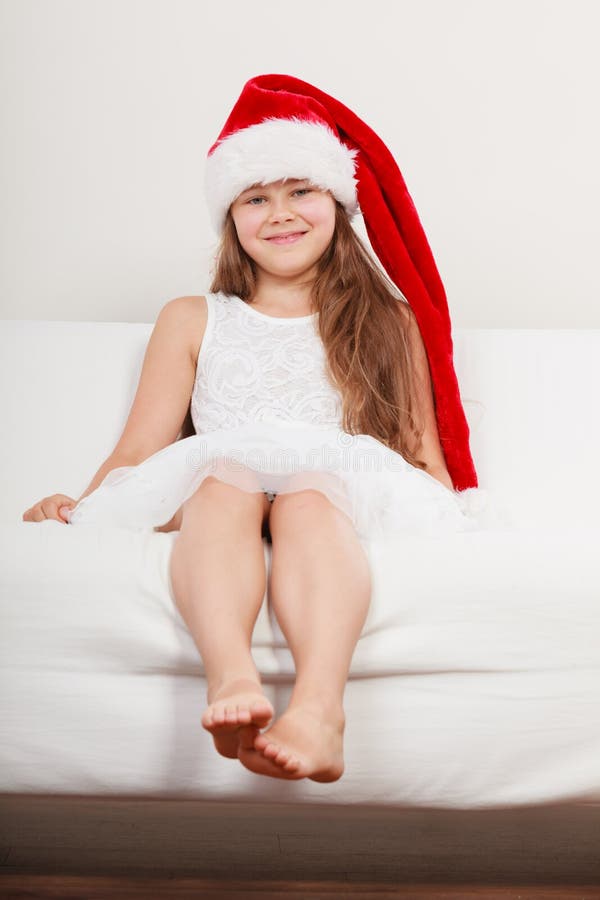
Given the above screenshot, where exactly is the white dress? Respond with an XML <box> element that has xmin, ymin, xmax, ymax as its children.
<box><xmin>68</xmin><ymin>291</ymin><xmax>482</xmax><ymax>545</ymax></box>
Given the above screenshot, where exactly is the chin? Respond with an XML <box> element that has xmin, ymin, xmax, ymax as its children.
<box><xmin>254</xmin><ymin>249</ymin><xmax>320</xmax><ymax>273</ymax></box>
<box><xmin>268</xmin><ymin>259</ymin><xmax>321</xmax><ymax>277</ymax></box>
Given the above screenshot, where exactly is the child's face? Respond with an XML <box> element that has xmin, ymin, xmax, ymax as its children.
<box><xmin>230</xmin><ymin>179</ymin><xmax>336</xmax><ymax>280</ymax></box>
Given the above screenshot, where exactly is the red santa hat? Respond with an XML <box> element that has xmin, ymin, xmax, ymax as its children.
<box><xmin>204</xmin><ymin>74</ymin><xmax>478</xmax><ymax>492</ymax></box>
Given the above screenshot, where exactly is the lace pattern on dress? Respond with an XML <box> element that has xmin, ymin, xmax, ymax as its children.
<box><xmin>191</xmin><ymin>292</ymin><xmax>344</xmax><ymax>434</ymax></box>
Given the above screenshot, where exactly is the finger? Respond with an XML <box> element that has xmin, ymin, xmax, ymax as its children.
<box><xmin>40</xmin><ymin>499</ymin><xmax>61</xmax><ymax>521</ymax></box>
<box><xmin>44</xmin><ymin>500</ymin><xmax>59</xmax><ymax>520</ymax></box>
<box><xmin>56</xmin><ymin>497</ymin><xmax>76</xmax><ymax>521</ymax></box>
<box><xmin>58</xmin><ymin>505</ymin><xmax>72</xmax><ymax>522</ymax></box>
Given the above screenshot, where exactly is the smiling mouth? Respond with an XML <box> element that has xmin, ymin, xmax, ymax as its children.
<box><xmin>265</xmin><ymin>232</ymin><xmax>307</xmax><ymax>244</ymax></box>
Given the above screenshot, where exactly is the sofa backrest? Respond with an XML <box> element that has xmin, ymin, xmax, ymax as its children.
<box><xmin>2</xmin><ymin>320</ymin><xmax>598</xmax><ymax>529</ymax></box>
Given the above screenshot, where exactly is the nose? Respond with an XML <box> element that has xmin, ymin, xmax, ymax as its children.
<box><xmin>268</xmin><ymin>195</ymin><xmax>296</xmax><ymax>223</ymax></box>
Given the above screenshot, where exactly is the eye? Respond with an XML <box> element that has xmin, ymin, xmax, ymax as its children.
<box><xmin>245</xmin><ymin>187</ymin><xmax>312</xmax><ymax>205</ymax></box>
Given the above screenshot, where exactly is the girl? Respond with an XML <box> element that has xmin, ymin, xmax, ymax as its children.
<box><xmin>22</xmin><ymin>74</ymin><xmax>482</xmax><ymax>783</ymax></box>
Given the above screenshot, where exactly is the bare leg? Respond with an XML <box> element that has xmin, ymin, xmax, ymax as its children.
<box><xmin>237</xmin><ymin>489</ymin><xmax>372</xmax><ymax>782</ymax></box>
<box><xmin>169</xmin><ymin>476</ymin><xmax>274</xmax><ymax>759</ymax></box>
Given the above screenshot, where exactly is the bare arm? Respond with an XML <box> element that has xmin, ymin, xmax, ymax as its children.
<box><xmin>406</xmin><ymin>310</ymin><xmax>454</xmax><ymax>491</ymax></box>
<box><xmin>81</xmin><ymin>294</ymin><xmax>202</xmax><ymax>479</ymax></box>
<box><xmin>23</xmin><ymin>296</ymin><xmax>204</xmax><ymax>524</ymax></box>
<box><xmin>109</xmin><ymin>296</ymin><xmax>204</xmax><ymax>460</ymax></box>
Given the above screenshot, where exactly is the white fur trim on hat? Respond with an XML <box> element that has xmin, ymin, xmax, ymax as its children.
<box><xmin>204</xmin><ymin>116</ymin><xmax>360</xmax><ymax>233</ymax></box>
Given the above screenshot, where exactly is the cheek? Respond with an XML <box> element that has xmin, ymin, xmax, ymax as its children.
<box><xmin>306</xmin><ymin>199</ymin><xmax>336</xmax><ymax>230</ymax></box>
<box><xmin>232</xmin><ymin>211</ymin><xmax>261</xmax><ymax>245</ymax></box>
<box><xmin>313</xmin><ymin>210</ymin><xmax>336</xmax><ymax>243</ymax></box>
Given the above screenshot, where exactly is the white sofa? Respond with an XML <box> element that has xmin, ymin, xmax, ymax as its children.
<box><xmin>1</xmin><ymin>319</ymin><xmax>599</xmax><ymax>819</ymax></box>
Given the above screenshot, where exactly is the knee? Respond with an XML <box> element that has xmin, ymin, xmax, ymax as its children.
<box><xmin>270</xmin><ymin>488</ymin><xmax>331</xmax><ymax>524</ymax></box>
<box><xmin>269</xmin><ymin>489</ymin><xmax>369</xmax><ymax>578</ymax></box>
<box><xmin>196</xmin><ymin>475</ymin><xmax>234</xmax><ymax>496</ymax></box>
<box><xmin>183</xmin><ymin>476</ymin><xmax>263</xmax><ymax>520</ymax></box>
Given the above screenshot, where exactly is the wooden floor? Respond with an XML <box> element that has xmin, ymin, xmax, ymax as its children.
<box><xmin>0</xmin><ymin>874</ymin><xmax>599</xmax><ymax>898</ymax></box>
<box><xmin>1</xmin><ymin>795</ymin><xmax>599</xmax><ymax>898</ymax></box>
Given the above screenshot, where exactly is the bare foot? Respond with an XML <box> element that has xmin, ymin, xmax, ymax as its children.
<box><xmin>237</xmin><ymin>704</ymin><xmax>345</xmax><ymax>782</ymax></box>
<box><xmin>202</xmin><ymin>677</ymin><xmax>274</xmax><ymax>760</ymax></box>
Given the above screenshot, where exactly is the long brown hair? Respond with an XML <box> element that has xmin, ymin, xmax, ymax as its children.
<box><xmin>186</xmin><ymin>200</ymin><xmax>428</xmax><ymax>470</ymax></box>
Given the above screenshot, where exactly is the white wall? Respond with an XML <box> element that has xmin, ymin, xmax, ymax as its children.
<box><xmin>1</xmin><ymin>0</ymin><xmax>598</xmax><ymax>327</ymax></box>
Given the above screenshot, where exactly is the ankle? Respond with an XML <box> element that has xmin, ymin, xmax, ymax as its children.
<box><xmin>288</xmin><ymin>692</ymin><xmax>346</xmax><ymax>727</ymax></box>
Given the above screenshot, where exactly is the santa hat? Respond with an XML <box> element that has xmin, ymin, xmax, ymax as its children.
<box><xmin>204</xmin><ymin>74</ymin><xmax>477</xmax><ymax>492</ymax></box>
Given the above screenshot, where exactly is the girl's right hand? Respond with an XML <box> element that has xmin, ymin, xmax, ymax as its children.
<box><xmin>22</xmin><ymin>494</ymin><xmax>78</xmax><ymax>524</ymax></box>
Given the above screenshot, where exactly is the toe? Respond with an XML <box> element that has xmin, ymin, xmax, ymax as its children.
<box><xmin>237</xmin><ymin>706</ymin><xmax>251</xmax><ymax>724</ymax></box>
<box><xmin>202</xmin><ymin>707</ymin><xmax>216</xmax><ymax>729</ymax></box>
<box><xmin>274</xmin><ymin>748</ymin><xmax>290</xmax><ymax>766</ymax></box>
<box><xmin>237</xmin><ymin>747</ymin><xmax>305</xmax><ymax>781</ymax></box>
